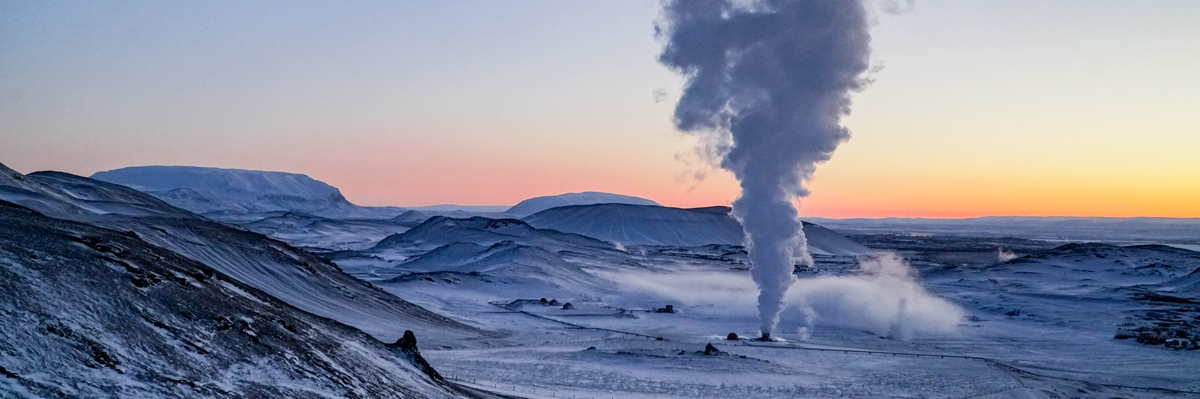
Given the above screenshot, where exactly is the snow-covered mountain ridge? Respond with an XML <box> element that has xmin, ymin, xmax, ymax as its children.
<box><xmin>524</xmin><ymin>203</ymin><xmax>872</xmax><ymax>255</ymax></box>
<box><xmin>0</xmin><ymin>163</ymin><xmax>492</xmax><ymax>347</ymax></box>
<box><xmin>91</xmin><ymin>165</ymin><xmax>404</xmax><ymax>219</ymax></box>
<box><xmin>0</xmin><ymin>200</ymin><xmax>474</xmax><ymax>398</ymax></box>
<box><xmin>505</xmin><ymin>191</ymin><xmax>660</xmax><ymax>217</ymax></box>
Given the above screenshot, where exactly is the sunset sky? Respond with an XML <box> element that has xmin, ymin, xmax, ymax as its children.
<box><xmin>2</xmin><ymin>1</ymin><xmax>1197</xmax><ymax>217</ymax></box>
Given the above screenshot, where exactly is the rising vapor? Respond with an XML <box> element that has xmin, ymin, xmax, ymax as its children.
<box><xmin>658</xmin><ymin>0</ymin><xmax>872</xmax><ymax>338</ymax></box>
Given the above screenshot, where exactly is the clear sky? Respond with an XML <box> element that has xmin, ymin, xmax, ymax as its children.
<box><xmin>2</xmin><ymin>1</ymin><xmax>1197</xmax><ymax>217</ymax></box>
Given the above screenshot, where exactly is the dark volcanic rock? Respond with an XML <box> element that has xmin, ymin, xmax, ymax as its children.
<box><xmin>388</xmin><ymin>330</ymin><xmax>444</xmax><ymax>381</ymax></box>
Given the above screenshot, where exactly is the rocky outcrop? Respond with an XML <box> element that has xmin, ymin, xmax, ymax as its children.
<box><xmin>388</xmin><ymin>330</ymin><xmax>444</xmax><ymax>381</ymax></box>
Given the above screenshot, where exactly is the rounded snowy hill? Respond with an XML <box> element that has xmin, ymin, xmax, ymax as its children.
<box><xmin>91</xmin><ymin>165</ymin><xmax>401</xmax><ymax>218</ymax></box>
<box><xmin>390</xmin><ymin>241</ymin><xmax>596</xmax><ymax>287</ymax></box>
<box><xmin>0</xmin><ymin>201</ymin><xmax>463</xmax><ymax>398</ymax></box>
<box><xmin>505</xmin><ymin>191</ymin><xmax>660</xmax><ymax>217</ymax></box>
<box><xmin>1</xmin><ymin>164</ymin><xmax>489</xmax><ymax>347</ymax></box>
<box><xmin>523</xmin><ymin>203</ymin><xmax>872</xmax><ymax>255</ymax></box>
<box><xmin>373</xmin><ymin>215</ymin><xmax>613</xmax><ymax>253</ymax></box>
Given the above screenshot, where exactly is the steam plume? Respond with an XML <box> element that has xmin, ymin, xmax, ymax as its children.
<box><xmin>658</xmin><ymin>0</ymin><xmax>872</xmax><ymax>337</ymax></box>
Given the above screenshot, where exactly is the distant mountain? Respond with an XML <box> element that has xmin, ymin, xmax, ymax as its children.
<box><xmin>523</xmin><ymin>203</ymin><xmax>872</xmax><ymax>255</ymax></box>
<box><xmin>392</xmin><ymin>209</ymin><xmax>430</xmax><ymax>226</ymax></box>
<box><xmin>91</xmin><ymin>166</ymin><xmax>403</xmax><ymax>219</ymax></box>
<box><xmin>0</xmin><ymin>200</ymin><xmax>465</xmax><ymax>398</ymax></box>
<box><xmin>409</xmin><ymin>204</ymin><xmax>511</xmax><ymax>213</ymax></box>
<box><xmin>505</xmin><ymin>191</ymin><xmax>660</xmax><ymax>217</ymax></box>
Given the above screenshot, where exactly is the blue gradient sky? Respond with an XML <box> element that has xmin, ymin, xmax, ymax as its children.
<box><xmin>2</xmin><ymin>1</ymin><xmax>1198</xmax><ymax>216</ymax></box>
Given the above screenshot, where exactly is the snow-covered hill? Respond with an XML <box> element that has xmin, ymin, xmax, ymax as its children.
<box><xmin>374</xmin><ymin>216</ymin><xmax>614</xmax><ymax>253</ymax></box>
<box><xmin>924</xmin><ymin>242</ymin><xmax>1200</xmax><ymax>346</ymax></box>
<box><xmin>391</xmin><ymin>241</ymin><xmax>597</xmax><ymax>287</ymax></box>
<box><xmin>91</xmin><ymin>165</ymin><xmax>403</xmax><ymax>219</ymax></box>
<box><xmin>0</xmin><ymin>201</ymin><xmax>466</xmax><ymax>398</ymax></box>
<box><xmin>523</xmin><ymin>203</ymin><xmax>872</xmax><ymax>255</ymax></box>
<box><xmin>1</xmin><ymin>163</ymin><xmax>193</xmax><ymax>219</ymax></box>
<box><xmin>505</xmin><ymin>191</ymin><xmax>660</xmax><ymax>217</ymax></box>
<box><xmin>242</xmin><ymin>212</ymin><xmax>412</xmax><ymax>251</ymax></box>
<box><xmin>0</xmin><ymin>163</ymin><xmax>491</xmax><ymax>347</ymax></box>
<box><xmin>392</xmin><ymin>209</ymin><xmax>431</xmax><ymax>226</ymax></box>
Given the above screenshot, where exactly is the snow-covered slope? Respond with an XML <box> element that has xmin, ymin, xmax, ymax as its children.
<box><xmin>505</xmin><ymin>191</ymin><xmax>660</xmax><ymax>217</ymax></box>
<box><xmin>1</xmin><ymin>163</ymin><xmax>192</xmax><ymax>219</ymax></box>
<box><xmin>0</xmin><ymin>165</ymin><xmax>492</xmax><ymax>347</ymax></box>
<box><xmin>242</xmin><ymin>212</ymin><xmax>411</xmax><ymax>251</ymax></box>
<box><xmin>390</xmin><ymin>241</ymin><xmax>597</xmax><ymax>287</ymax></box>
<box><xmin>523</xmin><ymin>203</ymin><xmax>871</xmax><ymax>255</ymax></box>
<box><xmin>336</xmin><ymin>216</ymin><xmax>628</xmax><ymax>304</ymax></box>
<box><xmin>925</xmin><ymin>242</ymin><xmax>1200</xmax><ymax>340</ymax></box>
<box><xmin>374</xmin><ymin>216</ymin><xmax>614</xmax><ymax>253</ymax></box>
<box><xmin>91</xmin><ymin>165</ymin><xmax>403</xmax><ymax>219</ymax></box>
<box><xmin>392</xmin><ymin>209</ymin><xmax>431</xmax><ymax>226</ymax></box>
<box><xmin>985</xmin><ymin>243</ymin><xmax>1200</xmax><ymax>298</ymax></box>
<box><xmin>0</xmin><ymin>201</ymin><xmax>462</xmax><ymax>398</ymax></box>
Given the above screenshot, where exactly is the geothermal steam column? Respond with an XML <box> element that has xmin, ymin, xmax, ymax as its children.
<box><xmin>658</xmin><ymin>0</ymin><xmax>873</xmax><ymax>340</ymax></box>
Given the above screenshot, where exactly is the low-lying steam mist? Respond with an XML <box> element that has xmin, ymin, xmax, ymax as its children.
<box><xmin>606</xmin><ymin>253</ymin><xmax>964</xmax><ymax>340</ymax></box>
<box><xmin>658</xmin><ymin>0</ymin><xmax>872</xmax><ymax>337</ymax></box>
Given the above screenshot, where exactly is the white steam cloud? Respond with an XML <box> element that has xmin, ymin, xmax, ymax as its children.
<box><xmin>608</xmin><ymin>253</ymin><xmax>964</xmax><ymax>340</ymax></box>
<box><xmin>997</xmin><ymin>248</ymin><xmax>1017</xmax><ymax>262</ymax></box>
<box><xmin>658</xmin><ymin>0</ymin><xmax>873</xmax><ymax>337</ymax></box>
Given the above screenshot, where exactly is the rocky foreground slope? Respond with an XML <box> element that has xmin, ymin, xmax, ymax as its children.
<box><xmin>0</xmin><ymin>201</ymin><xmax>468</xmax><ymax>398</ymax></box>
<box><xmin>1</xmin><ymin>163</ymin><xmax>492</xmax><ymax>348</ymax></box>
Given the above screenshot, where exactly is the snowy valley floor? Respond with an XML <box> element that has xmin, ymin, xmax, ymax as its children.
<box><xmin>414</xmin><ymin>302</ymin><xmax>1199</xmax><ymax>399</ymax></box>
<box><xmin>337</xmin><ymin>239</ymin><xmax>1200</xmax><ymax>399</ymax></box>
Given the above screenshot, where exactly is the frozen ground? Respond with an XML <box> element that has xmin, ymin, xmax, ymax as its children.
<box><xmin>4</xmin><ymin>164</ymin><xmax>1196</xmax><ymax>398</ymax></box>
<box><xmin>328</xmin><ymin>214</ymin><xmax>1200</xmax><ymax>398</ymax></box>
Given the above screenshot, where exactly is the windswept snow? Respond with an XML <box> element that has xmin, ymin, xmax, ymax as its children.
<box><xmin>0</xmin><ymin>201</ymin><xmax>460</xmax><ymax>398</ymax></box>
<box><xmin>0</xmin><ymin>164</ymin><xmax>492</xmax><ymax>348</ymax></box>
